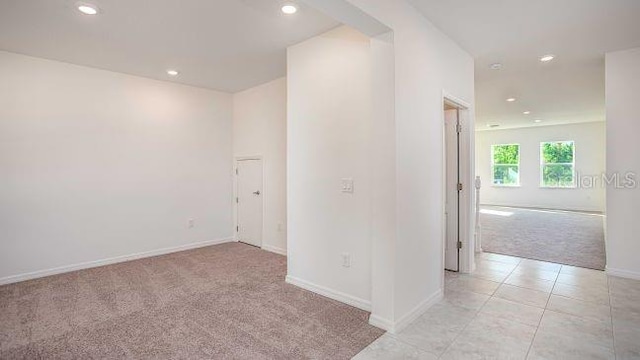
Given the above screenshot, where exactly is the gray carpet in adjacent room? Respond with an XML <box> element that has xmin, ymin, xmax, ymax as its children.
<box><xmin>0</xmin><ymin>242</ymin><xmax>383</xmax><ymax>359</ymax></box>
<box><xmin>480</xmin><ymin>206</ymin><xmax>606</xmax><ymax>270</ymax></box>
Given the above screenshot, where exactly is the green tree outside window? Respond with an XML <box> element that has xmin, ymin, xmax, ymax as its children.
<box><xmin>541</xmin><ymin>141</ymin><xmax>575</xmax><ymax>187</ymax></box>
<box><xmin>492</xmin><ymin>144</ymin><xmax>520</xmax><ymax>186</ymax></box>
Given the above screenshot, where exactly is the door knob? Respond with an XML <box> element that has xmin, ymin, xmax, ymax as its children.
<box><xmin>253</xmin><ymin>190</ymin><xmax>261</xmax><ymax>195</ymax></box>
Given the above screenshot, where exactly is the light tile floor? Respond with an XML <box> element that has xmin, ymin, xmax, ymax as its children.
<box><xmin>353</xmin><ymin>252</ymin><xmax>640</xmax><ymax>360</ymax></box>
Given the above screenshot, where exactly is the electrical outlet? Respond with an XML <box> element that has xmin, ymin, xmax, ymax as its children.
<box><xmin>341</xmin><ymin>253</ymin><xmax>351</xmax><ymax>268</ymax></box>
<box><xmin>341</xmin><ymin>178</ymin><xmax>354</xmax><ymax>193</ymax></box>
<box><xmin>187</xmin><ymin>218</ymin><xmax>195</xmax><ymax>228</ymax></box>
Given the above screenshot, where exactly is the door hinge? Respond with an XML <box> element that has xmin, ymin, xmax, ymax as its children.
<box><xmin>236</xmin><ymin>197</ymin><xmax>239</xmax><ymax>203</ymax></box>
<box><xmin>457</xmin><ymin>241</ymin><xmax>463</xmax><ymax>249</ymax></box>
<box><xmin>236</xmin><ymin>225</ymin><xmax>239</xmax><ymax>232</ymax></box>
<box><xmin>456</xmin><ymin>124</ymin><xmax>462</xmax><ymax>133</ymax></box>
<box><xmin>457</xmin><ymin>183</ymin><xmax>463</xmax><ymax>191</ymax></box>
<box><xmin>235</xmin><ymin>168</ymin><xmax>238</xmax><ymax>175</ymax></box>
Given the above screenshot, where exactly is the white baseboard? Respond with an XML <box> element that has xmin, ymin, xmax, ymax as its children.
<box><xmin>481</xmin><ymin>203</ymin><xmax>603</xmax><ymax>214</ymax></box>
<box><xmin>285</xmin><ymin>275</ymin><xmax>371</xmax><ymax>312</ymax></box>
<box><xmin>389</xmin><ymin>289</ymin><xmax>443</xmax><ymax>334</ymax></box>
<box><xmin>0</xmin><ymin>237</ymin><xmax>234</xmax><ymax>286</ymax></box>
<box><xmin>606</xmin><ymin>266</ymin><xmax>640</xmax><ymax>281</ymax></box>
<box><xmin>368</xmin><ymin>314</ymin><xmax>394</xmax><ymax>332</ymax></box>
<box><xmin>261</xmin><ymin>244</ymin><xmax>287</xmax><ymax>256</ymax></box>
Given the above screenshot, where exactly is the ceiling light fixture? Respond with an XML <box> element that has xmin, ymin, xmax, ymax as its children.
<box><xmin>487</xmin><ymin>124</ymin><xmax>500</xmax><ymax>128</ymax></box>
<box><xmin>506</xmin><ymin>98</ymin><xmax>516</xmax><ymax>102</ymax></box>
<box><xmin>490</xmin><ymin>63</ymin><xmax>503</xmax><ymax>70</ymax></box>
<box><xmin>534</xmin><ymin>119</ymin><xmax>543</xmax><ymax>123</ymax></box>
<box><xmin>77</xmin><ymin>3</ymin><xmax>99</xmax><ymax>15</ymax></box>
<box><xmin>523</xmin><ymin>111</ymin><xmax>531</xmax><ymax>115</ymax></box>
<box><xmin>166</xmin><ymin>69</ymin><xmax>179</xmax><ymax>76</ymax></box>
<box><xmin>540</xmin><ymin>54</ymin><xmax>555</xmax><ymax>62</ymax></box>
<box><xmin>281</xmin><ymin>4</ymin><xmax>298</xmax><ymax>14</ymax></box>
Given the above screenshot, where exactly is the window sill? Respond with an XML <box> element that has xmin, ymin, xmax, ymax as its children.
<box><xmin>539</xmin><ymin>186</ymin><xmax>577</xmax><ymax>189</ymax></box>
<box><xmin>491</xmin><ymin>185</ymin><xmax>521</xmax><ymax>188</ymax></box>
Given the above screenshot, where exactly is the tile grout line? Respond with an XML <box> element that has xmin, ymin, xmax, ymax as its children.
<box><xmin>383</xmin><ymin>323</ymin><xmax>442</xmax><ymax>359</ymax></box>
<box><xmin>499</xmin><ymin>279</ymin><xmax>554</xmax><ymax>294</ymax></box>
<box><xmin>523</xmin><ymin>264</ymin><xmax>558</xmax><ymax>359</ymax></box>
<box><xmin>491</xmin><ymin>258</ymin><xmax>556</xmax><ymax>303</ymax></box>
<box><xmin>607</xmin><ymin>275</ymin><xmax>617</xmax><ymax>360</ymax></box>
<box><xmin>383</xmin><ymin>333</ymin><xmax>440</xmax><ymax>359</ymax></box>
<box><xmin>435</xmin><ymin>289</ymin><xmax>489</xmax><ymax>359</ymax></box>
<box><xmin>436</xmin><ymin>257</ymin><xmax>522</xmax><ymax>359</ymax></box>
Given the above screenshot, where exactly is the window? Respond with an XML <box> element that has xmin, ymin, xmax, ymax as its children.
<box><xmin>540</xmin><ymin>141</ymin><xmax>575</xmax><ymax>188</ymax></box>
<box><xmin>491</xmin><ymin>144</ymin><xmax>520</xmax><ymax>186</ymax></box>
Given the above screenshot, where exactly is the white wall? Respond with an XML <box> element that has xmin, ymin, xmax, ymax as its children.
<box><xmin>605</xmin><ymin>47</ymin><xmax>640</xmax><ymax>279</ymax></box>
<box><xmin>476</xmin><ymin>122</ymin><xmax>606</xmax><ymax>212</ymax></box>
<box><xmin>345</xmin><ymin>0</ymin><xmax>475</xmax><ymax>330</ymax></box>
<box><xmin>287</xmin><ymin>26</ymin><xmax>374</xmax><ymax>308</ymax></box>
<box><xmin>286</xmin><ymin>1</ymin><xmax>475</xmax><ymax>331</ymax></box>
<box><xmin>0</xmin><ymin>51</ymin><xmax>234</xmax><ymax>283</ymax></box>
<box><xmin>232</xmin><ymin>78</ymin><xmax>287</xmax><ymax>255</ymax></box>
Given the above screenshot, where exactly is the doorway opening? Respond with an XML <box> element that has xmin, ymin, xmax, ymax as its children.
<box><xmin>235</xmin><ymin>157</ymin><xmax>264</xmax><ymax>248</ymax></box>
<box><xmin>444</xmin><ymin>103</ymin><xmax>461</xmax><ymax>271</ymax></box>
<box><xmin>476</xmin><ymin>123</ymin><xmax>607</xmax><ymax>270</ymax></box>
<box><xmin>443</xmin><ymin>96</ymin><xmax>473</xmax><ymax>273</ymax></box>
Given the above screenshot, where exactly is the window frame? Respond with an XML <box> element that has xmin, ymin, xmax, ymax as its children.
<box><xmin>491</xmin><ymin>143</ymin><xmax>521</xmax><ymax>187</ymax></box>
<box><xmin>539</xmin><ymin>140</ymin><xmax>576</xmax><ymax>188</ymax></box>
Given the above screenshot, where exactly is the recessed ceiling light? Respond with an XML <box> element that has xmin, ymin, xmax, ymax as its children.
<box><xmin>534</xmin><ymin>119</ymin><xmax>543</xmax><ymax>123</ymax></box>
<box><xmin>540</xmin><ymin>54</ymin><xmax>555</xmax><ymax>62</ymax></box>
<box><xmin>166</xmin><ymin>69</ymin><xmax>179</xmax><ymax>76</ymax></box>
<box><xmin>490</xmin><ymin>63</ymin><xmax>503</xmax><ymax>70</ymax></box>
<box><xmin>487</xmin><ymin>124</ymin><xmax>500</xmax><ymax>128</ymax></box>
<box><xmin>281</xmin><ymin>4</ymin><xmax>297</xmax><ymax>14</ymax></box>
<box><xmin>523</xmin><ymin>111</ymin><xmax>531</xmax><ymax>115</ymax></box>
<box><xmin>506</xmin><ymin>98</ymin><xmax>516</xmax><ymax>102</ymax></box>
<box><xmin>77</xmin><ymin>3</ymin><xmax>99</xmax><ymax>15</ymax></box>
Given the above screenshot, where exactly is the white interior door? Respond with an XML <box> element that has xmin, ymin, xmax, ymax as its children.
<box><xmin>444</xmin><ymin>109</ymin><xmax>460</xmax><ymax>271</ymax></box>
<box><xmin>236</xmin><ymin>159</ymin><xmax>263</xmax><ymax>247</ymax></box>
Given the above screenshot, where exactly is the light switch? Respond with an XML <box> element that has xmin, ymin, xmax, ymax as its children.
<box><xmin>342</xmin><ymin>253</ymin><xmax>351</xmax><ymax>268</ymax></box>
<box><xmin>341</xmin><ymin>178</ymin><xmax>354</xmax><ymax>193</ymax></box>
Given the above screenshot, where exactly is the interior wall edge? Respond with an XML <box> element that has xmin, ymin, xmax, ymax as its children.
<box><xmin>388</xmin><ymin>288</ymin><xmax>444</xmax><ymax>334</ymax></box>
<box><xmin>368</xmin><ymin>314</ymin><xmax>394</xmax><ymax>332</ymax></box>
<box><xmin>261</xmin><ymin>244</ymin><xmax>287</xmax><ymax>256</ymax></box>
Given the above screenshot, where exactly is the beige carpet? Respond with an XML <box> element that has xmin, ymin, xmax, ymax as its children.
<box><xmin>0</xmin><ymin>243</ymin><xmax>383</xmax><ymax>359</ymax></box>
<box><xmin>480</xmin><ymin>206</ymin><xmax>606</xmax><ymax>270</ymax></box>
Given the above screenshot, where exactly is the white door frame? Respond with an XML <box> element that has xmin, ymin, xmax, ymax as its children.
<box><xmin>441</xmin><ymin>91</ymin><xmax>475</xmax><ymax>274</ymax></box>
<box><xmin>234</xmin><ymin>155</ymin><xmax>265</xmax><ymax>248</ymax></box>
<box><xmin>444</xmin><ymin>106</ymin><xmax>461</xmax><ymax>271</ymax></box>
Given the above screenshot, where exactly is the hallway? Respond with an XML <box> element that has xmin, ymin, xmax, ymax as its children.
<box><xmin>354</xmin><ymin>252</ymin><xmax>639</xmax><ymax>359</ymax></box>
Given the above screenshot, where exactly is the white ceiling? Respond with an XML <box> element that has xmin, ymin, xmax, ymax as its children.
<box><xmin>408</xmin><ymin>0</ymin><xmax>640</xmax><ymax>130</ymax></box>
<box><xmin>0</xmin><ymin>0</ymin><xmax>339</xmax><ymax>93</ymax></box>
